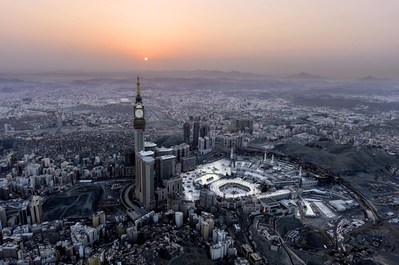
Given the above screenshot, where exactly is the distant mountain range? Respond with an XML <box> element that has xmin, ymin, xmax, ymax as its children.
<box><xmin>288</xmin><ymin>72</ymin><xmax>322</xmax><ymax>79</ymax></box>
<box><xmin>0</xmin><ymin>77</ymin><xmax>25</xmax><ymax>83</ymax></box>
<box><xmin>358</xmin><ymin>75</ymin><xmax>389</xmax><ymax>82</ymax></box>
<box><xmin>142</xmin><ymin>69</ymin><xmax>265</xmax><ymax>79</ymax></box>
<box><xmin>1</xmin><ymin>71</ymin><xmax>396</xmax><ymax>83</ymax></box>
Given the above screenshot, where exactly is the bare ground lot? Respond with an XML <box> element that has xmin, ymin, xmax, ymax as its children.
<box><xmin>43</xmin><ymin>185</ymin><xmax>103</xmax><ymax>221</ymax></box>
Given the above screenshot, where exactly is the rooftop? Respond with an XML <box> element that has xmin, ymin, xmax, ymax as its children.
<box><xmin>139</xmin><ymin>150</ymin><xmax>154</xmax><ymax>157</ymax></box>
<box><xmin>159</xmin><ymin>155</ymin><xmax>176</xmax><ymax>160</ymax></box>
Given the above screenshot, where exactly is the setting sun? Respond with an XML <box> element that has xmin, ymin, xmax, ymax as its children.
<box><xmin>1</xmin><ymin>1</ymin><xmax>399</xmax><ymax>77</ymax></box>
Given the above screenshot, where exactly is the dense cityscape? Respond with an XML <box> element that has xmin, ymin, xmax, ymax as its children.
<box><xmin>2</xmin><ymin>1</ymin><xmax>399</xmax><ymax>264</ymax></box>
<box><xmin>0</xmin><ymin>72</ymin><xmax>398</xmax><ymax>264</ymax></box>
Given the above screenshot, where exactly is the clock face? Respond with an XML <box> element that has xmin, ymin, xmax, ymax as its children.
<box><xmin>135</xmin><ymin>109</ymin><xmax>144</xmax><ymax>118</ymax></box>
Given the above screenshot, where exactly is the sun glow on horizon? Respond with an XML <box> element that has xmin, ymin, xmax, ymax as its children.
<box><xmin>1</xmin><ymin>1</ymin><xmax>399</xmax><ymax>76</ymax></box>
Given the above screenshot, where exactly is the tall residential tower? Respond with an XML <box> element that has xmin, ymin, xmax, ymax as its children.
<box><xmin>183</xmin><ymin>122</ymin><xmax>191</xmax><ymax>145</ymax></box>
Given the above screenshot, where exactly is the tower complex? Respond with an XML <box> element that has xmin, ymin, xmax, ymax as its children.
<box><xmin>133</xmin><ymin>77</ymin><xmax>183</xmax><ymax>210</ymax></box>
<box><xmin>134</xmin><ymin>77</ymin><xmax>155</xmax><ymax>209</ymax></box>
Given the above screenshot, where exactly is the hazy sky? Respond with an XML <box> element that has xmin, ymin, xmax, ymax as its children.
<box><xmin>1</xmin><ymin>1</ymin><xmax>399</xmax><ymax>77</ymax></box>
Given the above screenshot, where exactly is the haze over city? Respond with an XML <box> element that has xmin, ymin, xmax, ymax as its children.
<box><xmin>1</xmin><ymin>0</ymin><xmax>399</xmax><ymax>78</ymax></box>
<box><xmin>2</xmin><ymin>2</ymin><xmax>399</xmax><ymax>265</ymax></box>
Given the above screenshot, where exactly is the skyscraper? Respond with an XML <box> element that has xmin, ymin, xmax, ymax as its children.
<box><xmin>157</xmin><ymin>155</ymin><xmax>176</xmax><ymax>180</ymax></box>
<box><xmin>183</xmin><ymin>122</ymin><xmax>191</xmax><ymax>145</ymax></box>
<box><xmin>235</xmin><ymin>119</ymin><xmax>253</xmax><ymax>134</ymax></box>
<box><xmin>136</xmin><ymin>151</ymin><xmax>155</xmax><ymax>209</ymax></box>
<box><xmin>134</xmin><ymin>77</ymin><xmax>155</xmax><ymax>209</ymax></box>
<box><xmin>192</xmin><ymin>122</ymin><xmax>200</xmax><ymax>149</ymax></box>
<box><xmin>0</xmin><ymin>206</ymin><xmax>6</xmax><ymax>228</ymax></box>
<box><xmin>29</xmin><ymin>196</ymin><xmax>42</xmax><ymax>224</ymax></box>
<box><xmin>200</xmin><ymin>124</ymin><xmax>209</xmax><ymax>138</ymax></box>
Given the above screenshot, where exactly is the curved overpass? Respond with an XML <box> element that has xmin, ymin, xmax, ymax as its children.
<box><xmin>120</xmin><ymin>182</ymin><xmax>136</xmax><ymax>209</ymax></box>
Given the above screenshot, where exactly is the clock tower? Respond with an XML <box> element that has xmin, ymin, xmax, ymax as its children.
<box><xmin>134</xmin><ymin>76</ymin><xmax>155</xmax><ymax>209</ymax></box>
<box><xmin>134</xmin><ymin>76</ymin><xmax>145</xmax><ymax>153</ymax></box>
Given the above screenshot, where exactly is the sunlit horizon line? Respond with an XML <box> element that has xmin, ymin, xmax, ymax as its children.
<box><xmin>0</xmin><ymin>68</ymin><xmax>394</xmax><ymax>81</ymax></box>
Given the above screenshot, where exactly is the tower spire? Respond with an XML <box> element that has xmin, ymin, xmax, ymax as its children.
<box><xmin>136</xmin><ymin>76</ymin><xmax>140</xmax><ymax>96</ymax></box>
<box><xmin>135</xmin><ymin>76</ymin><xmax>142</xmax><ymax>103</ymax></box>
